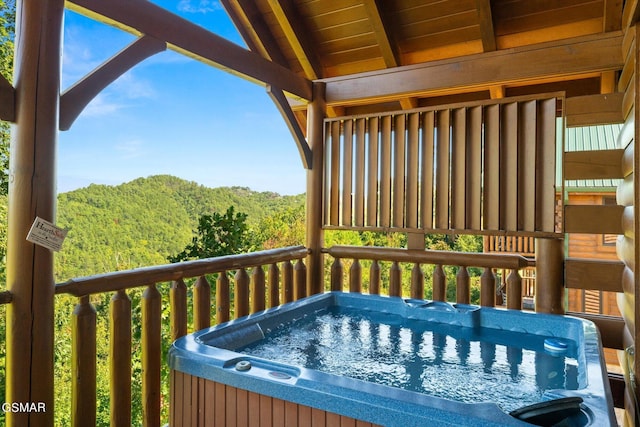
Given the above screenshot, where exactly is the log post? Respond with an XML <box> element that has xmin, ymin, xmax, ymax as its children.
<box><xmin>306</xmin><ymin>82</ymin><xmax>326</xmax><ymax>295</ymax></box>
<box><xmin>6</xmin><ymin>1</ymin><xmax>64</xmax><ymax>425</ymax></box>
<box><xmin>110</xmin><ymin>290</ymin><xmax>132</xmax><ymax>426</ymax></box>
<box><xmin>535</xmin><ymin>237</ymin><xmax>565</xmax><ymax>314</ymax></box>
<box><xmin>72</xmin><ymin>296</ymin><xmax>97</xmax><ymax>426</ymax></box>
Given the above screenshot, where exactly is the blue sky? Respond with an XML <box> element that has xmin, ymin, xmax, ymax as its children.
<box><xmin>59</xmin><ymin>0</ymin><xmax>307</xmax><ymax>195</ymax></box>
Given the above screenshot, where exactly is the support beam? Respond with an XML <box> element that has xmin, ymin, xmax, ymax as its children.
<box><xmin>67</xmin><ymin>0</ymin><xmax>312</xmax><ymax>100</ymax></box>
<box><xmin>60</xmin><ymin>35</ymin><xmax>166</xmax><ymax>130</ymax></box>
<box><xmin>267</xmin><ymin>85</ymin><xmax>311</xmax><ymax>169</ymax></box>
<box><xmin>475</xmin><ymin>0</ymin><xmax>497</xmax><ymax>52</ymax></box>
<box><xmin>266</xmin><ymin>0</ymin><xmax>322</xmax><ymax>80</ymax></box>
<box><xmin>363</xmin><ymin>0</ymin><xmax>400</xmax><ymax>67</ymax></box>
<box><xmin>222</xmin><ymin>0</ymin><xmax>289</xmax><ymax>66</ymax></box>
<box><xmin>322</xmin><ymin>32</ymin><xmax>623</xmax><ymax>106</ymax></box>
<box><xmin>305</xmin><ymin>82</ymin><xmax>325</xmax><ymax>295</ymax></box>
<box><xmin>6</xmin><ymin>1</ymin><xmax>63</xmax><ymax>425</ymax></box>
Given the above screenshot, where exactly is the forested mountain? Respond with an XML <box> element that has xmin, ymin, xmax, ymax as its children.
<box><xmin>54</xmin><ymin>175</ymin><xmax>305</xmax><ymax>281</ymax></box>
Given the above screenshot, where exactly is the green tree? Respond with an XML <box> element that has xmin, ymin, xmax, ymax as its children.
<box><xmin>168</xmin><ymin>206</ymin><xmax>252</xmax><ymax>262</ymax></box>
<box><xmin>0</xmin><ymin>0</ymin><xmax>15</xmax><ymax>195</ymax></box>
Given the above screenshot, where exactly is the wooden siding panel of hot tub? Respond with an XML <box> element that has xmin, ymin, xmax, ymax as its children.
<box><xmin>170</xmin><ymin>370</ymin><xmax>383</xmax><ymax>427</ymax></box>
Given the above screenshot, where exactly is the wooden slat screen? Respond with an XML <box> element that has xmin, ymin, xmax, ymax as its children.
<box><xmin>323</xmin><ymin>95</ymin><xmax>560</xmax><ymax>235</ymax></box>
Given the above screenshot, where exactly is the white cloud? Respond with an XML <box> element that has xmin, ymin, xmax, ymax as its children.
<box><xmin>115</xmin><ymin>139</ymin><xmax>146</xmax><ymax>160</ymax></box>
<box><xmin>82</xmin><ymin>94</ymin><xmax>124</xmax><ymax>117</ymax></box>
<box><xmin>177</xmin><ymin>0</ymin><xmax>222</xmax><ymax>13</ymax></box>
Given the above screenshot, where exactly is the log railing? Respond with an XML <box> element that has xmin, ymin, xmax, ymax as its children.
<box><xmin>324</xmin><ymin>245</ymin><xmax>533</xmax><ymax>308</ymax></box>
<box><xmin>54</xmin><ymin>245</ymin><xmax>309</xmax><ymax>427</ymax></box>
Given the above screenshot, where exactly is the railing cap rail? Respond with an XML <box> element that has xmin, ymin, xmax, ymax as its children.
<box><xmin>324</xmin><ymin>245</ymin><xmax>532</xmax><ymax>269</ymax></box>
<box><xmin>55</xmin><ymin>245</ymin><xmax>309</xmax><ymax>297</ymax></box>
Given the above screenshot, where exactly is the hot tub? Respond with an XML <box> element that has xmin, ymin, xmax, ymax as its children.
<box><xmin>169</xmin><ymin>292</ymin><xmax>615</xmax><ymax>426</ymax></box>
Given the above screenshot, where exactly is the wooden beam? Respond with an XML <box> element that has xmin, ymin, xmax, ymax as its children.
<box><xmin>601</xmin><ymin>70</ymin><xmax>618</xmax><ymax>93</ymax></box>
<box><xmin>266</xmin><ymin>0</ymin><xmax>321</xmax><ymax>80</ymax></box>
<box><xmin>266</xmin><ymin>85</ymin><xmax>311</xmax><ymax>169</ymax></box>
<box><xmin>564</xmin><ymin>204</ymin><xmax>624</xmax><ymax>234</ymax></box>
<box><xmin>67</xmin><ymin>0</ymin><xmax>312</xmax><ymax>100</ymax></box>
<box><xmin>565</xmin><ymin>93</ymin><xmax>624</xmax><ymax>126</ymax></box>
<box><xmin>323</xmin><ymin>32</ymin><xmax>623</xmax><ymax>106</ymax></box>
<box><xmin>399</xmin><ymin>97</ymin><xmax>418</xmax><ymax>110</ymax></box>
<box><xmin>489</xmin><ymin>85</ymin><xmax>504</xmax><ymax>99</ymax></box>
<box><xmin>475</xmin><ymin>0</ymin><xmax>497</xmax><ymax>52</ymax></box>
<box><xmin>60</xmin><ymin>35</ymin><xmax>166</xmax><ymax>131</ymax></box>
<box><xmin>564</xmin><ymin>148</ymin><xmax>625</xmax><ymax>180</ymax></box>
<box><xmin>565</xmin><ymin>258</ymin><xmax>625</xmax><ymax>292</ymax></box>
<box><xmin>604</xmin><ymin>0</ymin><xmax>623</xmax><ymax>32</ymax></box>
<box><xmin>0</xmin><ymin>73</ymin><xmax>15</xmax><ymax>122</ymax></box>
<box><xmin>222</xmin><ymin>0</ymin><xmax>289</xmax><ymax>67</ymax></box>
<box><xmin>362</xmin><ymin>0</ymin><xmax>400</xmax><ymax>67</ymax></box>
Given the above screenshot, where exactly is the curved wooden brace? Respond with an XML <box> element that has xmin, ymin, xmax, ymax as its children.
<box><xmin>0</xmin><ymin>74</ymin><xmax>15</xmax><ymax>122</ymax></box>
<box><xmin>59</xmin><ymin>35</ymin><xmax>166</xmax><ymax>131</ymax></box>
<box><xmin>267</xmin><ymin>85</ymin><xmax>312</xmax><ymax>169</ymax></box>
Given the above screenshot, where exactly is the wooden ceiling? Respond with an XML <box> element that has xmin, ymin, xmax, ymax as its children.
<box><xmin>222</xmin><ymin>0</ymin><xmax>625</xmax><ymax>119</ymax></box>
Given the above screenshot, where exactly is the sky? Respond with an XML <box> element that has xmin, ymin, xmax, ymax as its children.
<box><xmin>58</xmin><ymin>0</ymin><xmax>307</xmax><ymax>195</ymax></box>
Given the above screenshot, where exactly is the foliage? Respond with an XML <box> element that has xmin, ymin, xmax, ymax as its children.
<box><xmin>168</xmin><ymin>206</ymin><xmax>251</xmax><ymax>262</ymax></box>
<box><xmin>0</xmin><ymin>0</ymin><xmax>14</xmax><ymax>195</ymax></box>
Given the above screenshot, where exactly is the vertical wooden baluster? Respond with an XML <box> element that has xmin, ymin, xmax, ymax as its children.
<box><xmin>110</xmin><ymin>289</ymin><xmax>132</xmax><ymax>426</ymax></box>
<box><xmin>389</xmin><ymin>261</ymin><xmax>401</xmax><ymax>297</ymax></box>
<box><xmin>170</xmin><ymin>279</ymin><xmax>187</xmax><ymax>339</ymax></box>
<box><xmin>369</xmin><ymin>260</ymin><xmax>381</xmax><ymax>295</ymax></box>
<box><xmin>268</xmin><ymin>263</ymin><xmax>280</xmax><ymax>308</ymax></box>
<box><xmin>236</xmin><ymin>268</ymin><xmax>250</xmax><ymax>318</ymax></box>
<box><xmin>507</xmin><ymin>269</ymin><xmax>522</xmax><ymax>310</ymax></box>
<box><xmin>282</xmin><ymin>260</ymin><xmax>293</xmax><ymax>303</ymax></box>
<box><xmin>331</xmin><ymin>258</ymin><xmax>344</xmax><ymax>291</ymax></box>
<box><xmin>252</xmin><ymin>266</ymin><xmax>266</xmax><ymax>313</ymax></box>
<box><xmin>411</xmin><ymin>263</ymin><xmax>424</xmax><ymax>299</ymax></box>
<box><xmin>72</xmin><ymin>295</ymin><xmax>96</xmax><ymax>427</ymax></box>
<box><xmin>433</xmin><ymin>265</ymin><xmax>446</xmax><ymax>301</ymax></box>
<box><xmin>217</xmin><ymin>272</ymin><xmax>230</xmax><ymax>323</ymax></box>
<box><xmin>350</xmin><ymin>259</ymin><xmax>362</xmax><ymax>293</ymax></box>
<box><xmin>480</xmin><ymin>268</ymin><xmax>496</xmax><ymax>307</ymax></box>
<box><xmin>142</xmin><ymin>284</ymin><xmax>161</xmax><ymax>427</ymax></box>
<box><xmin>294</xmin><ymin>259</ymin><xmax>307</xmax><ymax>300</ymax></box>
<box><xmin>194</xmin><ymin>276</ymin><xmax>211</xmax><ymax>331</ymax></box>
<box><xmin>456</xmin><ymin>266</ymin><xmax>470</xmax><ymax>304</ymax></box>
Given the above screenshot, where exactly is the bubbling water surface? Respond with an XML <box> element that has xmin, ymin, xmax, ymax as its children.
<box><xmin>238</xmin><ymin>307</ymin><xmax>580</xmax><ymax>412</ymax></box>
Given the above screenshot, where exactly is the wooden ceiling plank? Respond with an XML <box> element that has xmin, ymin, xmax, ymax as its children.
<box><xmin>495</xmin><ymin>2</ymin><xmax>603</xmax><ymax>36</ymax></box>
<box><xmin>222</xmin><ymin>0</ymin><xmax>289</xmax><ymax>66</ymax></box>
<box><xmin>362</xmin><ymin>0</ymin><xmax>400</xmax><ymax>67</ymax></box>
<box><xmin>266</xmin><ymin>0</ymin><xmax>322</xmax><ymax>79</ymax></box>
<box><xmin>59</xmin><ymin>35</ymin><xmax>166</xmax><ymax>131</ymax></box>
<box><xmin>67</xmin><ymin>0</ymin><xmax>312</xmax><ymax>101</ymax></box>
<box><xmin>475</xmin><ymin>0</ymin><xmax>497</xmax><ymax>52</ymax></box>
<box><xmin>0</xmin><ymin>74</ymin><xmax>15</xmax><ymax>122</ymax></box>
<box><xmin>323</xmin><ymin>32</ymin><xmax>623</xmax><ymax>105</ymax></box>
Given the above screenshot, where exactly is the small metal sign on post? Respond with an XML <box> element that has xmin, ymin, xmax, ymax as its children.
<box><xmin>26</xmin><ymin>217</ymin><xmax>68</xmax><ymax>252</ymax></box>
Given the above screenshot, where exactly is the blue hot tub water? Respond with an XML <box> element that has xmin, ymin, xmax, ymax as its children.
<box><xmin>169</xmin><ymin>292</ymin><xmax>616</xmax><ymax>426</ymax></box>
<box><xmin>234</xmin><ymin>306</ymin><xmax>580</xmax><ymax>413</ymax></box>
